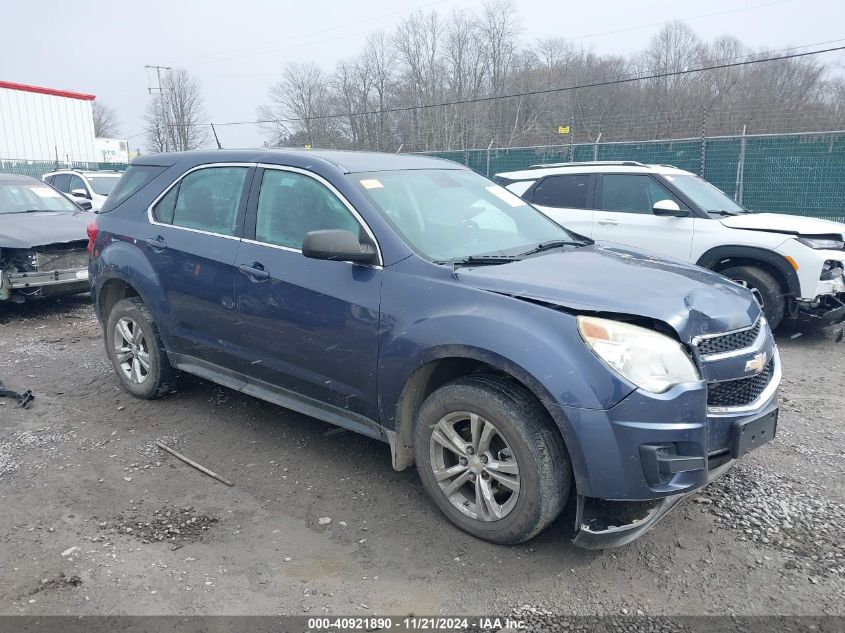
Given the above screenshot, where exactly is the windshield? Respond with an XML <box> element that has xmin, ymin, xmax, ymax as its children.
<box><xmin>663</xmin><ymin>174</ymin><xmax>747</xmax><ymax>214</ymax></box>
<box><xmin>355</xmin><ymin>169</ymin><xmax>576</xmax><ymax>261</ymax></box>
<box><xmin>0</xmin><ymin>182</ymin><xmax>79</xmax><ymax>214</ymax></box>
<box><xmin>88</xmin><ymin>175</ymin><xmax>121</xmax><ymax>196</ymax></box>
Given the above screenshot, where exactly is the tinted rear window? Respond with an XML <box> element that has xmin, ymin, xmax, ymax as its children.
<box><xmin>99</xmin><ymin>165</ymin><xmax>166</xmax><ymax>213</ymax></box>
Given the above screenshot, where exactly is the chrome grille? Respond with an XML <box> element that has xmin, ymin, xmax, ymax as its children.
<box><xmin>696</xmin><ymin>319</ymin><xmax>761</xmax><ymax>356</ymax></box>
<box><xmin>707</xmin><ymin>359</ymin><xmax>775</xmax><ymax>408</ymax></box>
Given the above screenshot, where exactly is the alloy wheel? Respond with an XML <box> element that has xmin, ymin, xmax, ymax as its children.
<box><xmin>113</xmin><ymin>317</ymin><xmax>150</xmax><ymax>384</ymax></box>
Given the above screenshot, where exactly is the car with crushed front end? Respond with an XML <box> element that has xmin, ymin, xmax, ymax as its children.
<box><xmin>88</xmin><ymin>149</ymin><xmax>781</xmax><ymax>548</ymax></box>
<box><xmin>0</xmin><ymin>173</ymin><xmax>93</xmax><ymax>303</ymax></box>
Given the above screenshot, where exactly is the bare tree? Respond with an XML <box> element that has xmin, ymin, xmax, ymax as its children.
<box><xmin>143</xmin><ymin>69</ymin><xmax>208</xmax><ymax>153</ymax></box>
<box><xmin>92</xmin><ymin>101</ymin><xmax>120</xmax><ymax>137</ymax></box>
<box><xmin>260</xmin><ymin>62</ymin><xmax>335</xmax><ymax>147</ymax></box>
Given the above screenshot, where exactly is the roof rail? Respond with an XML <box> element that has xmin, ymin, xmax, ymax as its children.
<box><xmin>526</xmin><ymin>160</ymin><xmax>647</xmax><ymax>169</ymax></box>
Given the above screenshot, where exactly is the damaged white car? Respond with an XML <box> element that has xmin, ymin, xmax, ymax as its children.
<box><xmin>496</xmin><ymin>162</ymin><xmax>845</xmax><ymax>329</ymax></box>
<box><xmin>0</xmin><ymin>174</ymin><xmax>92</xmax><ymax>303</ymax></box>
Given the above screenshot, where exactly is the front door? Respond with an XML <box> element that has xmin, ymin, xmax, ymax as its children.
<box><xmin>591</xmin><ymin>173</ymin><xmax>696</xmax><ymax>261</ymax></box>
<box><xmin>144</xmin><ymin>164</ymin><xmax>252</xmax><ymax>366</ymax></box>
<box><xmin>234</xmin><ymin>167</ymin><xmax>382</xmax><ymax>422</ymax></box>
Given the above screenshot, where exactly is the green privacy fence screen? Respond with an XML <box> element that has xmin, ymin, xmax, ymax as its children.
<box><xmin>0</xmin><ymin>160</ymin><xmax>129</xmax><ymax>180</ymax></box>
<box><xmin>416</xmin><ymin>131</ymin><xmax>845</xmax><ymax>222</ymax></box>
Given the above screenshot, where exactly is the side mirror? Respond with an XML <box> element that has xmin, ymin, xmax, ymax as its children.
<box><xmin>302</xmin><ymin>229</ymin><xmax>378</xmax><ymax>264</ymax></box>
<box><xmin>652</xmin><ymin>199</ymin><xmax>687</xmax><ymax>217</ymax></box>
<box><xmin>71</xmin><ymin>188</ymin><xmax>91</xmax><ymax>199</ymax></box>
<box><xmin>75</xmin><ymin>199</ymin><xmax>93</xmax><ymax>211</ymax></box>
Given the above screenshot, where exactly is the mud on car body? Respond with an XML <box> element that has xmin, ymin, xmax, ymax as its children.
<box><xmin>88</xmin><ymin>150</ymin><xmax>781</xmax><ymax>547</ymax></box>
<box><xmin>0</xmin><ymin>174</ymin><xmax>92</xmax><ymax>303</ymax></box>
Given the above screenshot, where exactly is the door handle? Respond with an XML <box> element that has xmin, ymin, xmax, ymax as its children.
<box><xmin>597</xmin><ymin>218</ymin><xmax>619</xmax><ymax>226</ymax></box>
<box><xmin>239</xmin><ymin>263</ymin><xmax>270</xmax><ymax>281</ymax></box>
<box><xmin>144</xmin><ymin>236</ymin><xmax>167</xmax><ymax>251</ymax></box>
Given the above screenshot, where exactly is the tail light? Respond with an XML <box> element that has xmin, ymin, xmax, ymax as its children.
<box><xmin>86</xmin><ymin>221</ymin><xmax>99</xmax><ymax>254</ymax></box>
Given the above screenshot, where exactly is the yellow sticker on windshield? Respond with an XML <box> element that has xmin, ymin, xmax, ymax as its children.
<box><xmin>359</xmin><ymin>179</ymin><xmax>384</xmax><ymax>189</ymax></box>
<box><xmin>486</xmin><ymin>185</ymin><xmax>526</xmax><ymax>207</ymax></box>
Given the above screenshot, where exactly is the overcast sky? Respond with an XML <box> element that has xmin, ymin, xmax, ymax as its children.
<box><xmin>1</xmin><ymin>0</ymin><xmax>842</xmax><ymax>150</ymax></box>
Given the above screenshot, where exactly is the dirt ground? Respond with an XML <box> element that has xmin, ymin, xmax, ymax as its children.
<box><xmin>0</xmin><ymin>294</ymin><xmax>843</xmax><ymax>617</ymax></box>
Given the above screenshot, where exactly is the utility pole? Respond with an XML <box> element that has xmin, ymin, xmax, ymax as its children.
<box><xmin>145</xmin><ymin>65</ymin><xmax>172</xmax><ymax>152</ymax></box>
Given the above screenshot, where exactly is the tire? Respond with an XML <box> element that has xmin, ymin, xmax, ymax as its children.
<box><xmin>413</xmin><ymin>375</ymin><xmax>571</xmax><ymax>544</ymax></box>
<box><xmin>721</xmin><ymin>265</ymin><xmax>786</xmax><ymax>330</ymax></box>
<box><xmin>105</xmin><ymin>297</ymin><xmax>177</xmax><ymax>399</ymax></box>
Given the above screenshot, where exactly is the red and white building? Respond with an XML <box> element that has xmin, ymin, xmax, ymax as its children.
<box><xmin>0</xmin><ymin>80</ymin><xmax>98</xmax><ymax>163</ymax></box>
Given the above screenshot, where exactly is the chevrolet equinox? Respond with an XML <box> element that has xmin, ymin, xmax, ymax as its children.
<box><xmin>88</xmin><ymin>150</ymin><xmax>781</xmax><ymax>548</ymax></box>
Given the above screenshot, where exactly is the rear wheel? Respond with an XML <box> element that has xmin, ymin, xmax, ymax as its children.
<box><xmin>105</xmin><ymin>297</ymin><xmax>176</xmax><ymax>399</ymax></box>
<box><xmin>721</xmin><ymin>265</ymin><xmax>786</xmax><ymax>329</ymax></box>
<box><xmin>413</xmin><ymin>375</ymin><xmax>571</xmax><ymax>544</ymax></box>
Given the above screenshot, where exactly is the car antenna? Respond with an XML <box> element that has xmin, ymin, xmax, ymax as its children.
<box><xmin>210</xmin><ymin>123</ymin><xmax>223</xmax><ymax>150</ymax></box>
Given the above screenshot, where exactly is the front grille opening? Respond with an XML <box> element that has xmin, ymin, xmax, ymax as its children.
<box><xmin>707</xmin><ymin>359</ymin><xmax>774</xmax><ymax>408</ymax></box>
<box><xmin>697</xmin><ymin>319</ymin><xmax>761</xmax><ymax>356</ymax></box>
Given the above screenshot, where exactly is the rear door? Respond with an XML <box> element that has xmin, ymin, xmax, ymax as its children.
<box><xmin>525</xmin><ymin>173</ymin><xmax>595</xmax><ymax>237</ymax></box>
<box><xmin>233</xmin><ymin>166</ymin><xmax>382</xmax><ymax>423</ymax></box>
<box><xmin>591</xmin><ymin>174</ymin><xmax>696</xmax><ymax>261</ymax></box>
<box><xmin>145</xmin><ymin>163</ymin><xmax>253</xmax><ymax>367</ymax></box>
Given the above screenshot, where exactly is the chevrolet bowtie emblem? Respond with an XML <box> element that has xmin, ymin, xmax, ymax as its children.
<box><xmin>744</xmin><ymin>351</ymin><xmax>768</xmax><ymax>374</ymax></box>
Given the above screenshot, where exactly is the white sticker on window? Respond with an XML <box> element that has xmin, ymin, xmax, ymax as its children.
<box><xmin>486</xmin><ymin>185</ymin><xmax>526</xmax><ymax>207</ymax></box>
<box><xmin>359</xmin><ymin>179</ymin><xmax>384</xmax><ymax>189</ymax></box>
<box><xmin>31</xmin><ymin>186</ymin><xmax>62</xmax><ymax>198</ymax></box>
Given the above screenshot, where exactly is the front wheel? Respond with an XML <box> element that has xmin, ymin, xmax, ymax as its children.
<box><xmin>721</xmin><ymin>265</ymin><xmax>786</xmax><ymax>329</ymax></box>
<box><xmin>413</xmin><ymin>375</ymin><xmax>571</xmax><ymax>544</ymax></box>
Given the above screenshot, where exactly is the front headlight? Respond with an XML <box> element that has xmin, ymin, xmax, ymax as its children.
<box><xmin>577</xmin><ymin>316</ymin><xmax>700</xmax><ymax>394</ymax></box>
<box><xmin>797</xmin><ymin>236</ymin><xmax>845</xmax><ymax>250</ymax></box>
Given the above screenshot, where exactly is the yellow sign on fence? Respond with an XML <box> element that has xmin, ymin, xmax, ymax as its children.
<box><xmin>558</xmin><ymin>125</ymin><xmax>570</xmax><ymax>135</ymax></box>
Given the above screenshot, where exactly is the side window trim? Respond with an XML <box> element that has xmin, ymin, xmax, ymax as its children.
<box><xmin>146</xmin><ymin>162</ymin><xmax>256</xmax><ymax>240</ymax></box>
<box><xmin>243</xmin><ymin>163</ymin><xmax>383</xmax><ymax>266</ymax></box>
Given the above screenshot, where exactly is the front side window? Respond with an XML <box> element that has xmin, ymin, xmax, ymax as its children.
<box><xmin>51</xmin><ymin>173</ymin><xmax>70</xmax><ymax>192</ymax></box>
<box><xmin>68</xmin><ymin>174</ymin><xmax>87</xmax><ymax>194</ymax></box>
<box><xmin>255</xmin><ymin>170</ymin><xmax>360</xmax><ymax>249</ymax></box>
<box><xmin>600</xmin><ymin>175</ymin><xmax>679</xmax><ymax>214</ymax></box>
<box><xmin>356</xmin><ymin>169</ymin><xmax>576</xmax><ymax>261</ymax></box>
<box><xmin>153</xmin><ymin>166</ymin><xmax>248</xmax><ymax>236</ymax></box>
<box><xmin>531</xmin><ymin>174</ymin><xmax>592</xmax><ymax>209</ymax></box>
<box><xmin>0</xmin><ymin>182</ymin><xmax>80</xmax><ymax>214</ymax></box>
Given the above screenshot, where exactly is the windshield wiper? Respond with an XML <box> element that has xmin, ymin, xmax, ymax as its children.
<box><xmin>449</xmin><ymin>254</ymin><xmax>523</xmax><ymax>268</ymax></box>
<box><xmin>519</xmin><ymin>239</ymin><xmax>590</xmax><ymax>257</ymax></box>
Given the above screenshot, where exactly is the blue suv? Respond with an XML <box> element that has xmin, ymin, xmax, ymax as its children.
<box><xmin>88</xmin><ymin>150</ymin><xmax>780</xmax><ymax>548</ymax></box>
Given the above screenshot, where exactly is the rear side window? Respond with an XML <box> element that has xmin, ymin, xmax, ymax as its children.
<box><xmin>100</xmin><ymin>165</ymin><xmax>166</xmax><ymax>213</ymax></box>
<box><xmin>531</xmin><ymin>174</ymin><xmax>591</xmax><ymax>209</ymax></box>
<box><xmin>153</xmin><ymin>166</ymin><xmax>248</xmax><ymax>236</ymax></box>
<box><xmin>255</xmin><ymin>169</ymin><xmax>359</xmax><ymax>249</ymax></box>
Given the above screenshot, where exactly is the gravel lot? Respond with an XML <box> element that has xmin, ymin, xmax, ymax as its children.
<box><xmin>0</xmin><ymin>295</ymin><xmax>843</xmax><ymax>617</ymax></box>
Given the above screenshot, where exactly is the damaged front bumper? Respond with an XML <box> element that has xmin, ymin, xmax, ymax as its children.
<box><xmin>572</xmin><ymin>460</ymin><xmax>734</xmax><ymax>549</ymax></box>
<box><xmin>1</xmin><ymin>267</ymin><xmax>90</xmax><ymax>300</ymax></box>
<box><xmin>793</xmin><ymin>292</ymin><xmax>845</xmax><ymax>328</ymax></box>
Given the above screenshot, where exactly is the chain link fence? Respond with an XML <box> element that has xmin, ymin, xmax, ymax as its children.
<box><xmin>0</xmin><ymin>159</ymin><xmax>130</xmax><ymax>180</ymax></box>
<box><xmin>416</xmin><ymin>130</ymin><xmax>845</xmax><ymax>222</ymax></box>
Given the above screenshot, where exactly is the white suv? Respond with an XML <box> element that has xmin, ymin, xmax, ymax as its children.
<box><xmin>42</xmin><ymin>169</ymin><xmax>123</xmax><ymax>212</ymax></box>
<box><xmin>496</xmin><ymin>162</ymin><xmax>845</xmax><ymax>329</ymax></box>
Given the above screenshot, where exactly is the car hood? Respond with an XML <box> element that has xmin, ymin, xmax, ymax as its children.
<box><xmin>0</xmin><ymin>210</ymin><xmax>92</xmax><ymax>249</ymax></box>
<box><xmin>720</xmin><ymin>212</ymin><xmax>845</xmax><ymax>237</ymax></box>
<box><xmin>456</xmin><ymin>243</ymin><xmax>760</xmax><ymax>342</ymax></box>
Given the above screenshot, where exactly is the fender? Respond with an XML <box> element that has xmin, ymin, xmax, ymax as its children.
<box><xmin>695</xmin><ymin>245</ymin><xmax>801</xmax><ymax>297</ymax></box>
<box><xmin>92</xmin><ymin>239</ymin><xmax>175</xmax><ymax>342</ymax></box>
